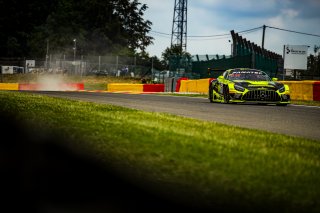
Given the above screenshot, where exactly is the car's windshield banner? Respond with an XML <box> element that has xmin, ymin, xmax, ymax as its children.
<box><xmin>229</xmin><ymin>71</ymin><xmax>263</xmax><ymax>77</ymax></box>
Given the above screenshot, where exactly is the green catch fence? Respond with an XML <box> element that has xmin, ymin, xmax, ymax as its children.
<box><xmin>231</xmin><ymin>30</ymin><xmax>283</xmax><ymax>78</ymax></box>
<box><xmin>191</xmin><ymin>54</ymin><xmax>252</xmax><ymax>78</ymax></box>
<box><xmin>168</xmin><ymin>53</ymin><xmax>281</xmax><ymax>79</ymax></box>
<box><xmin>167</xmin><ymin>30</ymin><xmax>283</xmax><ymax>79</ymax></box>
<box><xmin>0</xmin><ymin>55</ymin><xmax>152</xmax><ymax>78</ymax></box>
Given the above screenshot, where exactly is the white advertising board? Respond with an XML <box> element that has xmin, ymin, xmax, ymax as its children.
<box><xmin>26</xmin><ymin>60</ymin><xmax>35</xmax><ymax>67</ymax></box>
<box><xmin>1</xmin><ymin>66</ymin><xmax>14</xmax><ymax>74</ymax></box>
<box><xmin>284</xmin><ymin>45</ymin><xmax>308</xmax><ymax>70</ymax></box>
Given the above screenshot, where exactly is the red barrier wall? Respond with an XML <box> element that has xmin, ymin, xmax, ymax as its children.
<box><xmin>19</xmin><ymin>83</ymin><xmax>40</xmax><ymax>90</ymax></box>
<box><xmin>19</xmin><ymin>83</ymin><xmax>84</xmax><ymax>91</ymax></box>
<box><xmin>175</xmin><ymin>77</ymin><xmax>188</xmax><ymax>92</ymax></box>
<box><xmin>71</xmin><ymin>83</ymin><xmax>84</xmax><ymax>90</ymax></box>
<box><xmin>143</xmin><ymin>84</ymin><xmax>164</xmax><ymax>92</ymax></box>
<box><xmin>313</xmin><ymin>82</ymin><xmax>320</xmax><ymax>101</ymax></box>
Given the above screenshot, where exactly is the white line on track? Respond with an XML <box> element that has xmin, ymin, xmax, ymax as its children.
<box><xmin>291</xmin><ymin>104</ymin><xmax>320</xmax><ymax>109</ymax></box>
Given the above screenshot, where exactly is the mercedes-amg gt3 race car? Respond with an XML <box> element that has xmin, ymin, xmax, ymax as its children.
<box><xmin>208</xmin><ymin>68</ymin><xmax>290</xmax><ymax>105</ymax></box>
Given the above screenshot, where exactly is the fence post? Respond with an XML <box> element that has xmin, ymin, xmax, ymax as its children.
<box><xmin>81</xmin><ymin>55</ymin><xmax>84</xmax><ymax>77</ymax></box>
<box><xmin>49</xmin><ymin>54</ymin><xmax>52</xmax><ymax>70</ymax></box>
<box><xmin>116</xmin><ymin>55</ymin><xmax>119</xmax><ymax>72</ymax></box>
<box><xmin>0</xmin><ymin>66</ymin><xmax>2</xmax><ymax>83</ymax></box>
<box><xmin>134</xmin><ymin>56</ymin><xmax>136</xmax><ymax>74</ymax></box>
<box><xmin>98</xmin><ymin>56</ymin><xmax>101</xmax><ymax>72</ymax></box>
<box><xmin>63</xmin><ymin>55</ymin><xmax>66</xmax><ymax>71</ymax></box>
<box><xmin>251</xmin><ymin>52</ymin><xmax>255</xmax><ymax>69</ymax></box>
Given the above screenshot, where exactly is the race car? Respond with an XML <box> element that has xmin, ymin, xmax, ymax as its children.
<box><xmin>208</xmin><ymin>68</ymin><xmax>290</xmax><ymax>106</ymax></box>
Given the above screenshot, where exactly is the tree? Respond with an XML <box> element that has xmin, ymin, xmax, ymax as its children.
<box><xmin>151</xmin><ymin>56</ymin><xmax>166</xmax><ymax>71</ymax></box>
<box><xmin>161</xmin><ymin>45</ymin><xmax>191</xmax><ymax>70</ymax></box>
<box><xmin>115</xmin><ymin>0</ymin><xmax>153</xmax><ymax>53</ymax></box>
<box><xmin>0</xmin><ymin>0</ymin><xmax>56</xmax><ymax>57</ymax></box>
<box><xmin>161</xmin><ymin>45</ymin><xmax>190</xmax><ymax>62</ymax></box>
<box><xmin>0</xmin><ymin>0</ymin><xmax>153</xmax><ymax>57</ymax></box>
<box><xmin>307</xmin><ymin>45</ymin><xmax>320</xmax><ymax>79</ymax></box>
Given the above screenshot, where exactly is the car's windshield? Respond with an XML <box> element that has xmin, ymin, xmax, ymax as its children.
<box><xmin>227</xmin><ymin>70</ymin><xmax>271</xmax><ymax>81</ymax></box>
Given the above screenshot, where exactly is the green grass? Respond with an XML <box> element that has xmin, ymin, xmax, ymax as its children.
<box><xmin>83</xmin><ymin>82</ymin><xmax>107</xmax><ymax>90</ymax></box>
<box><xmin>291</xmin><ymin>100</ymin><xmax>320</xmax><ymax>106</ymax></box>
<box><xmin>1</xmin><ymin>91</ymin><xmax>320</xmax><ymax>212</ymax></box>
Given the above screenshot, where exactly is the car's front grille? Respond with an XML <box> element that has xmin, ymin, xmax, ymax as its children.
<box><xmin>242</xmin><ymin>90</ymin><xmax>280</xmax><ymax>101</ymax></box>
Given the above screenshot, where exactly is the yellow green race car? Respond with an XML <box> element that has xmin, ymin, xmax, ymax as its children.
<box><xmin>208</xmin><ymin>68</ymin><xmax>290</xmax><ymax>106</ymax></box>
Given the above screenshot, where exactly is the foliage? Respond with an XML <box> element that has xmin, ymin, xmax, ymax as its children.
<box><xmin>161</xmin><ymin>45</ymin><xmax>191</xmax><ymax>62</ymax></box>
<box><xmin>133</xmin><ymin>53</ymin><xmax>166</xmax><ymax>73</ymax></box>
<box><xmin>151</xmin><ymin>56</ymin><xmax>167</xmax><ymax>71</ymax></box>
<box><xmin>161</xmin><ymin>45</ymin><xmax>191</xmax><ymax>70</ymax></box>
<box><xmin>296</xmin><ymin>45</ymin><xmax>320</xmax><ymax>79</ymax></box>
<box><xmin>0</xmin><ymin>0</ymin><xmax>153</xmax><ymax>57</ymax></box>
<box><xmin>307</xmin><ymin>45</ymin><xmax>320</xmax><ymax>78</ymax></box>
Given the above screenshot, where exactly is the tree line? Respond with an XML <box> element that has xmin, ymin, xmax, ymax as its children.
<box><xmin>0</xmin><ymin>0</ymin><xmax>192</xmax><ymax>71</ymax></box>
<box><xmin>306</xmin><ymin>45</ymin><xmax>320</xmax><ymax>79</ymax></box>
<box><xmin>0</xmin><ymin>0</ymin><xmax>153</xmax><ymax>58</ymax></box>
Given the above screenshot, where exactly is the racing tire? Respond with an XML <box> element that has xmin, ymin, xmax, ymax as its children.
<box><xmin>209</xmin><ymin>84</ymin><xmax>214</xmax><ymax>103</ymax></box>
<box><xmin>223</xmin><ymin>85</ymin><xmax>230</xmax><ymax>104</ymax></box>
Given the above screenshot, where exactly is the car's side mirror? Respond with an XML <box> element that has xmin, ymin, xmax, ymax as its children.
<box><xmin>272</xmin><ymin>78</ymin><xmax>278</xmax><ymax>81</ymax></box>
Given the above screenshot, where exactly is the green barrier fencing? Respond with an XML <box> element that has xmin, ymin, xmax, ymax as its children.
<box><xmin>169</xmin><ymin>53</ymin><xmax>281</xmax><ymax>79</ymax></box>
<box><xmin>192</xmin><ymin>55</ymin><xmax>252</xmax><ymax>78</ymax></box>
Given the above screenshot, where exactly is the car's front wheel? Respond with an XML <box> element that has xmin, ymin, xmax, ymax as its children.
<box><xmin>209</xmin><ymin>84</ymin><xmax>214</xmax><ymax>103</ymax></box>
<box><xmin>223</xmin><ymin>85</ymin><xmax>230</xmax><ymax>104</ymax></box>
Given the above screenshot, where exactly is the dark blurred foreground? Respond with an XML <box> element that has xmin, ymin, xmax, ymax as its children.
<box><xmin>0</xmin><ymin>113</ymin><xmax>218</xmax><ymax>213</ymax></box>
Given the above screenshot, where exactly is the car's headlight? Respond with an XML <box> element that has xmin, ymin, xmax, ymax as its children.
<box><xmin>234</xmin><ymin>84</ymin><xmax>245</xmax><ymax>92</ymax></box>
<box><xmin>278</xmin><ymin>86</ymin><xmax>285</xmax><ymax>93</ymax></box>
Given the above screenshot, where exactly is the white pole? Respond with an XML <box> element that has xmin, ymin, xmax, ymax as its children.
<box><xmin>116</xmin><ymin>56</ymin><xmax>119</xmax><ymax>72</ymax></box>
<box><xmin>98</xmin><ymin>56</ymin><xmax>101</xmax><ymax>72</ymax></box>
<box><xmin>283</xmin><ymin>45</ymin><xmax>285</xmax><ymax>80</ymax></box>
<box><xmin>46</xmin><ymin>39</ymin><xmax>49</xmax><ymax>69</ymax></box>
<box><xmin>151</xmin><ymin>57</ymin><xmax>154</xmax><ymax>82</ymax></box>
<box><xmin>81</xmin><ymin>55</ymin><xmax>83</xmax><ymax>77</ymax></box>
<box><xmin>73</xmin><ymin>38</ymin><xmax>77</xmax><ymax>75</ymax></box>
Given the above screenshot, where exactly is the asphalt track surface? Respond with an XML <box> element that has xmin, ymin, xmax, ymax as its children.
<box><xmin>31</xmin><ymin>91</ymin><xmax>320</xmax><ymax>141</ymax></box>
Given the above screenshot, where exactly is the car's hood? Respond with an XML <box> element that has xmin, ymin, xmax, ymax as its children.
<box><xmin>232</xmin><ymin>80</ymin><xmax>284</xmax><ymax>90</ymax></box>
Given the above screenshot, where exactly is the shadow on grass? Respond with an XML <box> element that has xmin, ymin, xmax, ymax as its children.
<box><xmin>0</xmin><ymin>113</ymin><xmax>215</xmax><ymax>213</ymax></box>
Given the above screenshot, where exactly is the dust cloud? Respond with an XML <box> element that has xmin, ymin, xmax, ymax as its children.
<box><xmin>36</xmin><ymin>75</ymin><xmax>78</xmax><ymax>91</ymax></box>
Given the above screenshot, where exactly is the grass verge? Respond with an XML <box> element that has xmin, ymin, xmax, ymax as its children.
<box><xmin>291</xmin><ymin>100</ymin><xmax>320</xmax><ymax>106</ymax></box>
<box><xmin>0</xmin><ymin>91</ymin><xmax>320</xmax><ymax>212</ymax></box>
